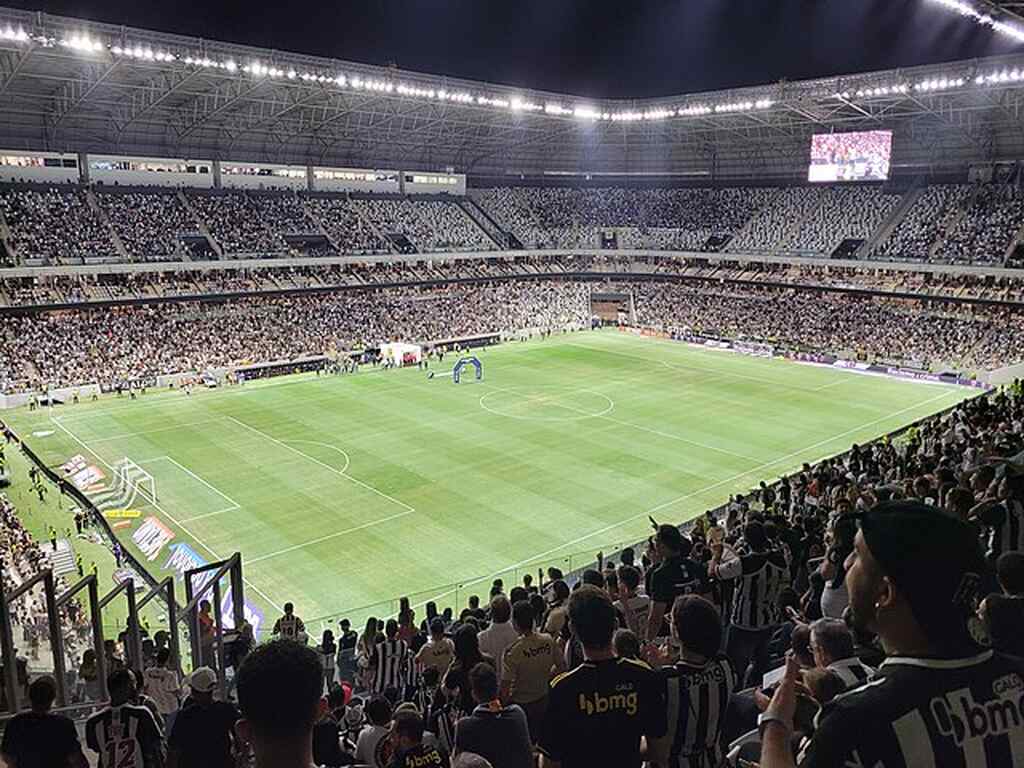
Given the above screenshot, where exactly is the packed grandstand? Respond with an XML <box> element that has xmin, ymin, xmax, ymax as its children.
<box><xmin>2</xmin><ymin>4</ymin><xmax>1024</xmax><ymax>768</ymax></box>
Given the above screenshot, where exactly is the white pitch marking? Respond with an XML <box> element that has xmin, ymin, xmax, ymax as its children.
<box><xmin>244</xmin><ymin>509</ymin><xmax>414</xmax><ymax>564</ymax></box>
<box><xmin>280</xmin><ymin>439</ymin><xmax>351</xmax><ymax>475</ymax></box>
<box><xmin>84</xmin><ymin>418</ymin><xmax>230</xmax><ymax>443</ymax></box>
<box><xmin>225</xmin><ymin>416</ymin><xmax>414</xmax><ymax>513</ymax></box>
<box><xmin>49</xmin><ymin>416</ymin><xmax>283</xmax><ymax>612</ymax></box>
<box><xmin>144</xmin><ymin>456</ymin><xmax>242</xmax><ymax>513</ymax></box>
<box><xmin>411</xmin><ymin>387</ymin><xmax>959</xmax><ymax>614</ymax></box>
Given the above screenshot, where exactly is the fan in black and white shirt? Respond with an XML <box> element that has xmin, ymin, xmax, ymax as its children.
<box><xmin>371</xmin><ymin>619</ymin><xmax>409</xmax><ymax>698</ymax></box>
<box><xmin>85</xmin><ymin>670</ymin><xmax>164</xmax><ymax>768</ymax></box>
<box><xmin>710</xmin><ymin>522</ymin><xmax>789</xmax><ymax>688</ymax></box>
<box><xmin>808</xmin><ymin>618</ymin><xmax>875</xmax><ymax>692</ymax></box>
<box><xmin>759</xmin><ymin>502</ymin><xmax>1024</xmax><ymax>768</ymax></box>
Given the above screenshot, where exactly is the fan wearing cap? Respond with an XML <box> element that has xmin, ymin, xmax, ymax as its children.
<box><xmin>759</xmin><ymin>501</ymin><xmax>1024</xmax><ymax>768</ymax></box>
<box><xmin>167</xmin><ymin>667</ymin><xmax>240</xmax><ymax>768</ymax></box>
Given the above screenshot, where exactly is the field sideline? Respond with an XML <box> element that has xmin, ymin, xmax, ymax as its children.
<box><xmin>5</xmin><ymin>329</ymin><xmax>976</xmax><ymax>636</ymax></box>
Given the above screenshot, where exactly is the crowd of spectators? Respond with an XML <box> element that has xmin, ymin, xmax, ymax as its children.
<box><xmin>305</xmin><ymin>198</ymin><xmax>390</xmax><ymax>254</ymax></box>
<box><xmin>98</xmin><ymin>192</ymin><xmax>198</xmax><ymax>262</ymax></box>
<box><xmin>3</xmin><ymin>181</ymin><xmax>1023</xmax><ymax>268</ymax></box>
<box><xmin>628</xmin><ymin>279</ymin><xmax>1024</xmax><ymax>372</ymax></box>
<box><xmin>351</xmin><ymin>198</ymin><xmax>496</xmax><ymax>253</ymax></box>
<box><xmin>185</xmin><ymin>193</ymin><xmax>288</xmax><ymax>256</ymax></box>
<box><xmin>937</xmin><ymin>183</ymin><xmax>1024</xmax><ymax>265</ymax></box>
<box><xmin>778</xmin><ymin>186</ymin><xmax>901</xmax><ymax>255</ymax></box>
<box><xmin>870</xmin><ymin>184</ymin><xmax>971</xmax><ymax>262</ymax></box>
<box><xmin>0</xmin><ymin>281</ymin><xmax>589</xmax><ymax>391</ymax></box>
<box><xmin>3</xmin><ymin>259</ymin><xmax>1024</xmax><ymax>391</ymax></box>
<box><xmin>727</xmin><ymin>187</ymin><xmax>825</xmax><ymax>254</ymax></box>
<box><xmin>0</xmin><ymin>188</ymin><xmax>119</xmax><ymax>265</ymax></box>
<box><xmin>0</xmin><ymin>491</ymin><xmax>92</xmax><ymax>708</ymax></box>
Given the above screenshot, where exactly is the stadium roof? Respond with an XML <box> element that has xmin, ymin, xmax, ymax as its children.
<box><xmin>3</xmin><ymin>6</ymin><xmax>1024</xmax><ymax>181</ymax></box>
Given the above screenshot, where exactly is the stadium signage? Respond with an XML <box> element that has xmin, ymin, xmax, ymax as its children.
<box><xmin>133</xmin><ymin>516</ymin><xmax>175</xmax><ymax>561</ymax></box>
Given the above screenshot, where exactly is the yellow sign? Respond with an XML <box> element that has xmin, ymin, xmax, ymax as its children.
<box><xmin>103</xmin><ymin>509</ymin><xmax>143</xmax><ymax>519</ymax></box>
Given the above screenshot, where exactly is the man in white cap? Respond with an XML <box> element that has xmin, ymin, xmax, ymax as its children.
<box><xmin>167</xmin><ymin>667</ymin><xmax>240</xmax><ymax>768</ymax></box>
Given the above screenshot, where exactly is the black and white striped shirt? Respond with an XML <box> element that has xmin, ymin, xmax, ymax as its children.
<box><xmin>660</xmin><ymin>655</ymin><xmax>736</xmax><ymax>768</ymax></box>
<box><xmin>717</xmin><ymin>550</ymin><xmax>789</xmax><ymax>630</ymax></box>
<box><xmin>799</xmin><ymin>650</ymin><xmax>1024</xmax><ymax>768</ymax></box>
<box><xmin>372</xmin><ymin>638</ymin><xmax>409</xmax><ymax>695</ymax></box>
<box><xmin>85</xmin><ymin>704</ymin><xmax>163</xmax><ymax>768</ymax></box>
<box><xmin>827</xmin><ymin>657</ymin><xmax>875</xmax><ymax>692</ymax></box>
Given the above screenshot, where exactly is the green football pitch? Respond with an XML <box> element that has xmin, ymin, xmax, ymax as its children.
<box><xmin>5</xmin><ymin>329</ymin><xmax>976</xmax><ymax>638</ymax></box>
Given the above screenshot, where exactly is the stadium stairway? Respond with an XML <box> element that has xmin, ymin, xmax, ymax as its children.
<box><xmin>929</xmin><ymin>185</ymin><xmax>981</xmax><ymax>262</ymax></box>
<box><xmin>86</xmin><ymin>190</ymin><xmax>130</xmax><ymax>262</ymax></box>
<box><xmin>45</xmin><ymin>539</ymin><xmax>77</xmax><ymax>577</ymax></box>
<box><xmin>0</xmin><ymin>208</ymin><xmax>16</xmax><ymax>265</ymax></box>
<box><xmin>178</xmin><ymin>190</ymin><xmax>225</xmax><ymax>259</ymax></box>
<box><xmin>859</xmin><ymin>185</ymin><xmax>923</xmax><ymax>258</ymax></box>
<box><xmin>1003</xmin><ymin>214</ymin><xmax>1024</xmax><ymax>265</ymax></box>
<box><xmin>458</xmin><ymin>197</ymin><xmax>508</xmax><ymax>249</ymax></box>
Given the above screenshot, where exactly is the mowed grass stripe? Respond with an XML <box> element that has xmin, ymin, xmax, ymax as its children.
<box><xmin>7</xmin><ymin>330</ymin><xmax>975</xmax><ymax>629</ymax></box>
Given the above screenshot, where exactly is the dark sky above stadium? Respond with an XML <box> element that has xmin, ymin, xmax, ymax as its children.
<box><xmin>9</xmin><ymin>0</ymin><xmax>1024</xmax><ymax>97</ymax></box>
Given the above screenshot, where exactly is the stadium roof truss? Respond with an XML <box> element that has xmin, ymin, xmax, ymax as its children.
<box><xmin>3</xmin><ymin>7</ymin><xmax>1024</xmax><ymax>180</ymax></box>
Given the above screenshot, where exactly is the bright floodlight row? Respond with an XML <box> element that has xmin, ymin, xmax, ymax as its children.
<box><xmin>927</xmin><ymin>0</ymin><xmax>1024</xmax><ymax>44</ymax></box>
<box><xmin>5</xmin><ymin>21</ymin><xmax>1024</xmax><ymax>122</ymax></box>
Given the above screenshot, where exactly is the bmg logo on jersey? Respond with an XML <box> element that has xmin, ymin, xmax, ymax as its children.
<box><xmin>578</xmin><ymin>690</ymin><xmax>639</xmax><ymax>716</ymax></box>
<box><xmin>931</xmin><ymin>680</ymin><xmax>1024</xmax><ymax>746</ymax></box>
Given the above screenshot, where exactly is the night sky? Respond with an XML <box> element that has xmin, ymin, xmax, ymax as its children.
<box><xmin>6</xmin><ymin>0</ymin><xmax>1024</xmax><ymax>97</ymax></box>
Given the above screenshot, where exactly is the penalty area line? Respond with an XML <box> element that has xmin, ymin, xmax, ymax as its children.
<box><xmin>48</xmin><ymin>416</ymin><xmax>284</xmax><ymax>612</ymax></box>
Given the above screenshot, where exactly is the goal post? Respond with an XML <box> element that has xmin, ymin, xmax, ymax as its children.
<box><xmin>115</xmin><ymin>458</ymin><xmax>158</xmax><ymax>503</ymax></box>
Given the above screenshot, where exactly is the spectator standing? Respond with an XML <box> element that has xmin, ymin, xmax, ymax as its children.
<box><xmin>85</xmin><ymin>669</ymin><xmax>164</xmax><ymax>768</ymax></box>
<box><xmin>166</xmin><ymin>667</ymin><xmax>239</xmax><ymax>768</ymax></box>
<box><xmin>646</xmin><ymin>525</ymin><xmax>710</xmax><ymax>641</ymax></box>
<box><xmin>1</xmin><ymin>675</ymin><xmax>88</xmax><ymax>768</ymax></box>
<box><xmin>143</xmin><ymin>648</ymin><xmax>181</xmax><ymax>731</ymax></box>
<box><xmin>337</xmin><ymin>619</ymin><xmax>359</xmax><ymax>683</ymax></box>
<box><xmin>416</xmin><ymin>618</ymin><xmax>455</xmax><ymax>679</ymax></box>
<box><xmin>317</xmin><ymin>630</ymin><xmax>337</xmax><ymax>693</ymax></box>
<box><xmin>443</xmin><ymin>625</ymin><xmax>494</xmax><ymax>717</ymax></box>
<box><xmin>710</xmin><ymin>522</ymin><xmax>789</xmax><ymax>687</ymax></box>
<box><xmin>537</xmin><ymin>585</ymin><xmax>666</xmax><ymax>768</ymax></box>
<box><xmin>372</xmin><ymin>619</ymin><xmax>409</xmax><ymax>701</ymax></box>
<box><xmin>197</xmin><ymin>601</ymin><xmax>215</xmax><ymax>669</ymax></box>
<box><xmin>455</xmin><ymin>662</ymin><xmax>532</xmax><ymax>768</ymax></box>
<box><xmin>760</xmin><ymin>501</ymin><xmax>1024</xmax><ymax>768</ymax></box>
<box><xmin>477</xmin><ymin>596</ymin><xmax>517</xmax><ymax>678</ymax></box>
<box><xmin>500</xmin><ymin>600</ymin><xmax>564</xmax><ymax>741</ymax></box>
<box><xmin>236</xmin><ymin>641</ymin><xmax>324</xmax><ymax>768</ymax></box>
<box><xmin>272</xmin><ymin>602</ymin><xmax>306</xmax><ymax>642</ymax></box>
<box><xmin>648</xmin><ymin>597</ymin><xmax>736</xmax><ymax>768</ymax></box>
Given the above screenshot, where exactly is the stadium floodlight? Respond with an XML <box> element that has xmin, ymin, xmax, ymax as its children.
<box><xmin>1</xmin><ymin>25</ymin><xmax>29</xmax><ymax>42</ymax></box>
<box><xmin>61</xmin><ymin>33</ymin><xmax>104</xmax><ymax>53</ymax></box>
<box><xmin>927</xmin><ymin>0</ymin><xmax>1024</xmax><ymax>43</ymax></box>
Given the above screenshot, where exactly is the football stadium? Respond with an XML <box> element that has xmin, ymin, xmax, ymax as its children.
<box><xmin>0</xmin><ymin>2</ymin><xmax>1023</xmax><ymax>767</ymax></box>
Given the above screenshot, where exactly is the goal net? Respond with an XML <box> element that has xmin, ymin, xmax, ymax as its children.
<box><xmin>114</xmin><ymin>458</ymin><xmax>158</xmax><ymax>504</ymax></box>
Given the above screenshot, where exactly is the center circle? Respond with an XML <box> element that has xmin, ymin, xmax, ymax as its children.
<box><xmin>479</xmin><ymin>386</ymin><xmax>615</xmax><ymax>422</ymax></box>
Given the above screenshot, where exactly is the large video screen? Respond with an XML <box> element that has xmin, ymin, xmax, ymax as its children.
<box><xmin>808</xmin><ymin>130</ymin><xmax>892</xmax><ymax>182</ymax></box>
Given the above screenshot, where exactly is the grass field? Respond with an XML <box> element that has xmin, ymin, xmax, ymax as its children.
<box><xmin>5</xmin><ymin>329</ymin><xmax>977</xmax><ymax>639</ymax></box>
